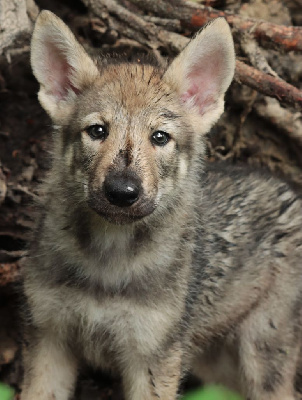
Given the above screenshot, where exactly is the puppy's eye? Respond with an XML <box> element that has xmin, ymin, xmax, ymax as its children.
<box><xmin>86</xmin><ymin>125</ymin><xmax>108</xmax><ymax>141</ymax></box>
<box><xmin>151</xmin><ymin>131</ymin><xmax>170</xmax><ymax>146</ymax></box>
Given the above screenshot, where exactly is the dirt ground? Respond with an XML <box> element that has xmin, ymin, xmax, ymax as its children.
<box><xmin>0</xmin><ymin>0</ymin><xmax>302</xmax><ymax>398</ymax></box>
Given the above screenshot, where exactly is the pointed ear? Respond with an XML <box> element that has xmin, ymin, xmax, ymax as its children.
<box><xmin>31</xmin><ymin>10</ymin><xmax>99</xmax><ymax>123</ymax></box>
<box><xmin>164</xmin><ymin>18</ymin><xmax>235</xmax><ymax>134</ymax></box>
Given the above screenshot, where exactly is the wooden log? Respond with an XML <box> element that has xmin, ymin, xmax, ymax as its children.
<box><xmin>235</xmin><ymin>60</ymin><xmax>302</xmax><ymax>111</ymax></box>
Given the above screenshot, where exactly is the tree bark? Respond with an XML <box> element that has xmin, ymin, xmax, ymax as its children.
<box><xmin>235</xmin><ymin>60</ymin><xmax>302</xmax><ymax>111</ymax></box>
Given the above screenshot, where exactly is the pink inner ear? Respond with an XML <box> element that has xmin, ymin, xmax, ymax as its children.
<box><xmin>181</xmin><ymin>60</ymin><xmax>220</xmax><ymax>115</ymax></box>
<box><xmin>44</xmin><ymin>41</ymin><xmax>79</xmax><ymax>101</ymax></box>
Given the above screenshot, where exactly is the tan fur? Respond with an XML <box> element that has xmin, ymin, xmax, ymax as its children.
<box><xmin>22</xmin><ymin>10</ymin><xmax>302</xmax><ymax>400</ymax></box>
<box><xmin>22</xmin><ymin>333</ymin><xmax>77</xmax><ymax>400</ymax></box>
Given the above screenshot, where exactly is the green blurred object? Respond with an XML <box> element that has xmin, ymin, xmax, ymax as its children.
<box><xmin>0</xmin><ymin>383</ymin><xmax>14</xmax><ymax>400</ymax></box>
<box><xmin>182</xmin><ymin>385</ymin><xmax>243</xmax><ymax>400</ymax></box>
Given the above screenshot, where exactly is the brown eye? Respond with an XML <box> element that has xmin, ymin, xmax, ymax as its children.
<box><xmin>86</xmin><ymin>124</ymin><xmax>109</xmax><ymax>141</ymax></box>
<box><xmin>151</xmin><ymin>131</ymin><xmax>170</xmax><ymax>146</ymax></box>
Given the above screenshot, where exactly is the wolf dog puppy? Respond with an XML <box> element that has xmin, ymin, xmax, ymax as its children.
<box><xmin>22</xmin><ymin>10</ymin><xmax>302</xmax><ymax>400</ymax></box>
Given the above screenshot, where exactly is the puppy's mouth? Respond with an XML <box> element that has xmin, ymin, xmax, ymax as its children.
<box><xmin>87</xmin><ymin>191</ymin><xmax>156</xmax><ymax>225</ymax></box>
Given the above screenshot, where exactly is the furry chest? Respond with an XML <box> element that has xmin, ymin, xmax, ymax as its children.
<box><xmin>78</xmin><ymin>298</ymin><xmax>172</xmax><ymax>366</ymax></box>
<box><xmin>32</xmin><ymin>286</ymin><xmax>177</xmax><ymax>367</ymax></box>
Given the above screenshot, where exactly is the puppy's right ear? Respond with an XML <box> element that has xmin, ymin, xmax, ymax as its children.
<box><xmin>31</xmin><ymin>10</ymin><xmax>99</xmax><ymax>123</ymax></box>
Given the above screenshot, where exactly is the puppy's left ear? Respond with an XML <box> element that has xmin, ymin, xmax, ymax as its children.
<box><xmin>164</xmin><ymin>18</ymin><xmax>235</xmax><ymax>134</ymax></box>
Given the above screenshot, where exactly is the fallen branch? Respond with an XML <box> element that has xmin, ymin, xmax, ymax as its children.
<box><xmin>83</xmin><ymin>0</ymin><xmax>162</xmax><ymax>49</ymax></box>
<box><xmin>240</xmin><ymin>35</ymin><xmax>278</xmax><ymax>77</ymax></box>
<box><xmin>128</xmin><ymin>0</ymin><xmax>302</xmax><ymax>53</ymax></box>
<box><xmin>235</xmin><ymin>60</ymin><xmax>302</xmax><ymax>111</ymax></box>
<box><xmin>254</xmin><ymin>97</ymin><xmax>302</xmax><ymax>143</ymax></box>
<box><xmin>143</xmin><ymin>16</ymin><xmax>182</xmax><ymax>32</ymax></box>
<box><xmin>0</xmin><ymin>262</ymin><xmax>21</xmax><ymax>287</ymax></box>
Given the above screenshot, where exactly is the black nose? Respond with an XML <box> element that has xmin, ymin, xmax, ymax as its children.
<box><xmin>104</xmin><ymin>173</ymin><xmax>140</xmax><ymax>207</ymax></box>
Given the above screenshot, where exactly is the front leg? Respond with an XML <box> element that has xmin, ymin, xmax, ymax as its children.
<box><xmin>21</xmin><ymin>331</ymin><xmax>78</xmax><ymax>400</ymax></box>
<box><xmin>239</xmin><ymin>299</ymin><xmax>301</xmax><ymax>400</ymax></box>
<box><xmin>122</xmin><ymin>343</ymin><xmax>183</xmax><ymax>400</ymax></box>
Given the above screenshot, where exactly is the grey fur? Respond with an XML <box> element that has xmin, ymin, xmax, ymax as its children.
<box><xmin>22</xmin><ymin>11</ymin><xmax>302</xmax><ymax>400</ymax></box>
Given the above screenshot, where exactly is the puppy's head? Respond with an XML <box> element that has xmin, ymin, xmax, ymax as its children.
<box><xmin>31</xmin><ymin>11</ymin><xmax>235</xmax><ymax>224</ymax></box>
